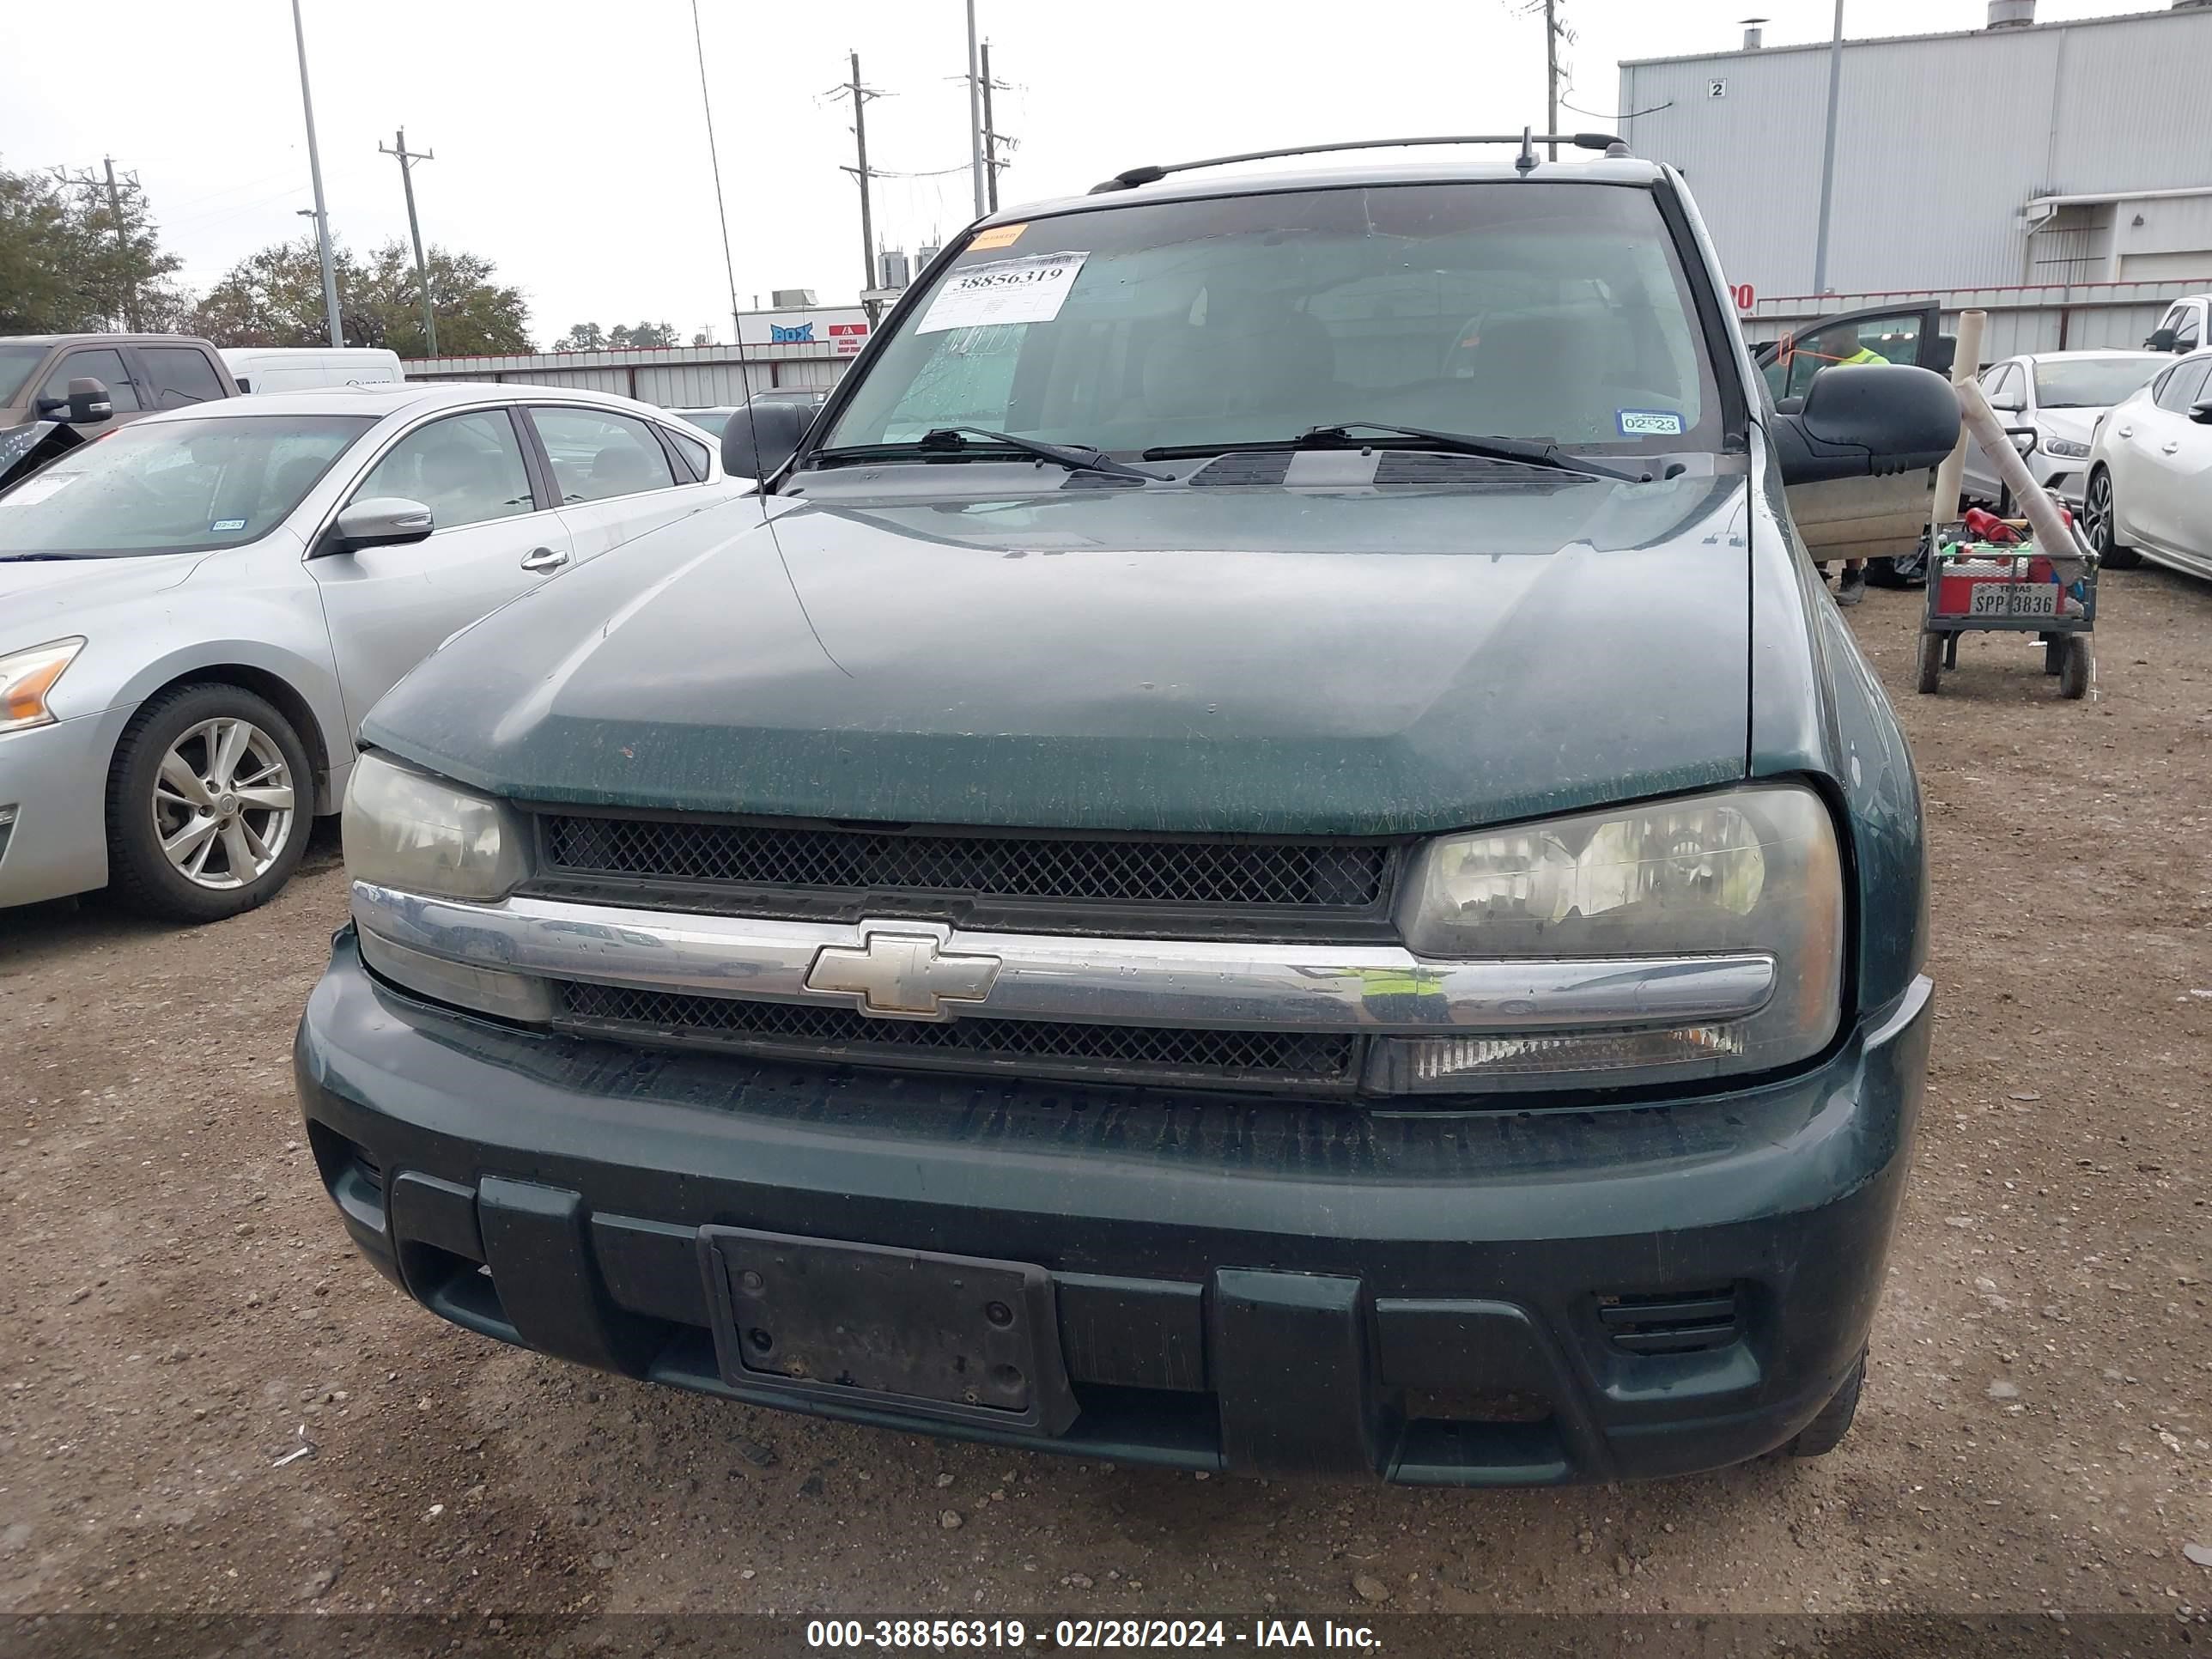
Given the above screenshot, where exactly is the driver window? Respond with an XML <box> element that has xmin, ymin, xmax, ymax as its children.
<box><xmin>38</xmin><ymin>347</ymin><xmax>143</xmax><ymax>412</ymax></box>
<box><xmin>1781</xmin><ymin>313</ymin><xmax>1921</xmax><ymax>400</ymax></box>
<box><xmin>2176</xmin><ymin>311</ymin><xmax>2203</xmax><ymax>353</ymax></box>
<box><xmin>351</xmin><ymin>410</ymin><xmax>535</xmax><ymax>532</ymax></box>
<box><xmin>2153</xmin><ymin>358</ymin><xmax>2211</xmax><ymax>416</ymax></box>
<box><xmin>1985</xmin><ymin>366</ymin><xmax>2023</xmax><ymax>410</ymax></box>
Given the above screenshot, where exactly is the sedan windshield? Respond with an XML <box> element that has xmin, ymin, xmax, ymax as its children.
<box><xmin>2033</xmin><ymin>357</ymin><xmax>2161</xmax><ymax>409</ymax></box>
<box><xmin>822</xmin><ymin>180</ymin><xmax>1723</xmax><ymax>461</ymax></box>
<box><xmin>0</xmin><ymin>414</ymin><xmax>374</xmax><ymax>560</ymax></box>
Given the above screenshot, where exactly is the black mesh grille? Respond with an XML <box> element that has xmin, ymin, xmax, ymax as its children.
<box><xmin>557</xmin><ymin>981</ymin><xmax>1358</xmax><ymax>1085</ymax></box>
<box><xmin>541</xmin><ymin>816</ymin><xmax>1390</xmax><ymax>911</ymax></box>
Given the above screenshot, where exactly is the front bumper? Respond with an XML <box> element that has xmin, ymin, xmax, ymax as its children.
<box><xmin>0</xmin><ymin>713</ymin><xmax>111</xmax><ymax>908</ymax></box>
<box><xmin>297</xmin><ymin>930</ymin><xmax>1931</xmax><ymax>1486</ymax></box>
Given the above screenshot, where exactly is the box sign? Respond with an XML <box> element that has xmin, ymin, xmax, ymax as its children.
<box><xmin>737</xmin><ymin>309</ymin><xmax>870</xmax><ymax>355</ymax></box>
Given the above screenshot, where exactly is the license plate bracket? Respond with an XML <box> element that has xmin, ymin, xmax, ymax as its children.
<box><xmin>697</xmin><ymin>1227</ymin><xmax>1078</xmax><ymax>1436</ymax></box>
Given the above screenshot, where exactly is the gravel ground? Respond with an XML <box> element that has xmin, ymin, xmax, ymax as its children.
<box><xmin>3</xmin><ymin>569</ymin><xmax>2209</xmax><ymax>1632</ymax></box>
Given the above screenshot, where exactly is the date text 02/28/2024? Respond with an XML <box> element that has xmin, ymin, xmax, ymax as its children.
<box><xmin>804</xmin><ymin>1620</ymin><xmax>1382</xmax><ymax>1650</ymax></box>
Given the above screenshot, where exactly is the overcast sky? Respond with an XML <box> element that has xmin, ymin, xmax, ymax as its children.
<box><xmin>0</xmin><ymin>0</ymin><xmax>2161</xmax><ymax>347</ymax></box>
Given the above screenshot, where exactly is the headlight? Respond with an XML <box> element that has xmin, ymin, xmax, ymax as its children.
<box><xmin>0</xmin><ymin>637</ymin><xmax>86</xmax><ymax>734</ymax></box>
<box><xmin>1382</xmin><ymin>783</ymin><xmax>1844</xmax><ymax>1092</ymax></box>
<box><xmin>342</xmin><ymin>750</ymin><xmax>528</xmax><ymax>901</ymax></box>
<box><xmin>2041</xmin><ymin>435</ymin><xmax>2090</xmax><ymax>459</ymax></box>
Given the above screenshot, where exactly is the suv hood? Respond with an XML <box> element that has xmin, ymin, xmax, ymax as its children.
<box><xmin>366</xmin><ymin>477</ymin><xmax>1755</xmax><ymax>836</ymax></box>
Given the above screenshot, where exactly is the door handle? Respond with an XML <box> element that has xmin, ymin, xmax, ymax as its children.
<box><xmin>2116</xmin><ymin>426</ymin><xmax>2134</xmax><ymax>439</ymax></box>
<box><xmin>2161</xmin><ymin>442</ymin><xmax>2182</xmax><ymax>455</ymax></box>
<box><xmin>520</xmin><ymin>545</ymin><xmax>569</xmax><ymax>572</ymax></box>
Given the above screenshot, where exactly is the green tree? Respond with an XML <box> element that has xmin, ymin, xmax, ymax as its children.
<box><xmin>189</xmin><ymin>236</ymin><xmax>532</xmax><ymax>356</ymax></box>
<box><xmin>360</xmin><ymin>242</ymin><xmax>531</xmax><ymax>358</ymax></box>
<box><xmin>608</xmin><ymin>320</ymin><xmax>677</xmax><ymax>349</ymax></box>
<box><xmin>0</xmin><ymin>162</ymin><xmax>185</xmax><ymax>334</ymax></box>
<box><xmin>555</xmin><ymin>322</ymin><xmax>607</xmax><ymax>352</ymax></box>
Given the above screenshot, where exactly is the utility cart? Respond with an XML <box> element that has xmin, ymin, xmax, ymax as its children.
<box><xmin>1917</xmin><ymin>506</ymin><xmax>2097</xmax><ymax>698</ymax></box>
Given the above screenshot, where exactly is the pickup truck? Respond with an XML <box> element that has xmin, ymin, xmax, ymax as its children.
<box><xmin>0</xmin><ymin>333</ymin><xmax>237</xmax><ymax>493</ymax></box>
<box><xmin>297</xmin><ymin>136</ymin><xmax>1956</xmax><ymax>1486</ymax></box>
<box><xmin>2146</xmin><ymin>293</ymin><xmax>2209</xmax><ymax>355</ymax></box>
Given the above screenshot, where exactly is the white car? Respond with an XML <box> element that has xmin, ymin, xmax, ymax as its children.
<box><xmin>0</xmin><ymin>382</ymin><xmax>750</xmax><ymax>920</ymax></box>
<box><xmin>2082</xmin><ymin>347</ymin><xmax>2212</xmax><ymax>584</ymax></box>
<box><xmin>1960</xmin><ymin>350</ymin><xmax>2165</xmax><ymax>512</ymax></box>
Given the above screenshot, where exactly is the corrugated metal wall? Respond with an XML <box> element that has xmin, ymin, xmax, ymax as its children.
<box><xmin>1621</xmin><ymin>8</ymin><xmax>2212</xmax><ymax>298</ymax></box>
<box><xmin>1735</xmin><ymin>276</ymin><xmax>2203</xmax><ymax>359</ymax></box>
<box><xmin>403</xmin><ymin>342</ymin><xmax>854</xmax><ymax>409</ymax></box>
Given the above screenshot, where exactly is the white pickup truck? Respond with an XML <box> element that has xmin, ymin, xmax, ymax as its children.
<box><xmin>2147</xmin><ymin>294</ymin><xmax>2209</xmax><ymax>356</ymax></box>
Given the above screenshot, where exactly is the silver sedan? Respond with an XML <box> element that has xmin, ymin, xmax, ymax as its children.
<box><xmin>0</xmin><ymin>382</ymin><xmax>751</xmax><ymax>921</ymax></box>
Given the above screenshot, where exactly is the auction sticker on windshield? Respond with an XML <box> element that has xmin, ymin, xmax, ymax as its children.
<box><xmin>0</xmin><ymin>472</ymin><xmax>79</xmax><ymax>507</ymax></box>
<box><xmin>918</xmin><ymin>252</ymin><xmax>1088</xmax><ymax>334</ymax></box>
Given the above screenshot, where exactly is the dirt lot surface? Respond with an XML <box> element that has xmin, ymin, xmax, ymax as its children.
<box><xmin>3</xmin><ymin>572</ymin><xmax>2209</xmax><ymax>1638</ymax></box>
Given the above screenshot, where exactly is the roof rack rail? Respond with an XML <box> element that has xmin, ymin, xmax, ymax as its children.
<box><xmin>1088</xmin><ymin>131</ymin><xmax>1630</xmax><ymax>194</ymax></box>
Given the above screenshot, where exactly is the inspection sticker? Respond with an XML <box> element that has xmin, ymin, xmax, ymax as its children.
<box><xmin>1617</xmin><ymin>409</ymin><xmax>1683</xmax><ymax>436</ymax></box>
<box><xmin>211</xmin><ymin>518</ymin><xmax>248</xmax><ymax>532</ymax></box>
<box><xmin>0</xmin><ymin>472</ymin><xmax>79</xmax><ymax>507</ymax></box>
<box><xmin>918</xmin><ymin>252</ymin><xmax>1088</xmax><ymax>334</ymax></box>
<box><xmin>968</xmin><ymin>222</ymin><xmax>1026</xmax><ymax>251</ymax></box>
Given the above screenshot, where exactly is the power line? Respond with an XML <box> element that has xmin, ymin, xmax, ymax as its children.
<box><xmin>377</xmin><ymin>129</ymin><xmax>438</xmax><ymax>356</ymax></box>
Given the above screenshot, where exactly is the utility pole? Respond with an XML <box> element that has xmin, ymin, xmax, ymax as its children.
<box><xmin>102</xmin><ymin>158</ymin><xmax>139</xmax><ymax>330</ymax></box>
<box><xmin>831</xmin><ymin>53</ymin><xmax>884</xmax><ymax>317</ymax></box>
<box><xmin>979</xmin><ymin>41</ymin><xmax>1004</xmax><ymax>212</ymax></box>
<box><xmin>1545</xmin><ymin>0</ymin><xmax>1560</xmax><ymax>161</ymax></box>
<box><xmin>289</xmin><ymin>0</ymin><xmax>344</xmax><ymax>347</ymax></box>
<box><xmin>379</xmin><ymin>129</ymin><xmax>438</xmax><ymax>356</ymax></box>
<box><xmin>1811</xmin><ymin>0</ymin><xmax>1846</xmax><ymax>295</ymax></box>
<box><xmin>965</xmin><ymin>0</ymin><xmax>987</xmax><ymax>219</ymax></box>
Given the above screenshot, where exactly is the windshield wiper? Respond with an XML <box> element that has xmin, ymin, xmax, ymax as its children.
<box><xmin>812</xmin><ymin>426</ymin><xmax>1167</xmax><ymax>483</ymax></box>
<box><xmin>1146</xmin><ymin>422</ymin><xmax>1654</xmax><ymax>483</ymax></box>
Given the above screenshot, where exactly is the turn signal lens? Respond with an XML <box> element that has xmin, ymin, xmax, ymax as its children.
<box><xmin>0</xmin><ymin>638</ymin><xmax>86</xmax><ymax>733</ymax></box>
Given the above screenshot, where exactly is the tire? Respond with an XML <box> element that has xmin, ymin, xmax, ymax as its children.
<box><xmin>1784</xmin><ymin>1350</ymin><xmax>1865</xmax><ymax>1459</ymax></box>
<box><xmin>1917</xmin><ymin>631</ymin><xmax>1943</xmax><ymax>695</ymax></box>
<box><xmin>2058</xmin><ymin>635</ymin><xmax>2092</xmax><ymax>701</ymax></box>
<box><xmin>2084</xmin><ymin>467</ymin><xmax>2140</xmax><ymax>569</ymax></box>
<box><xmin>104</xmin><ymin>683</ymin><xmax>314</xmax><ymax>923</ymax></box>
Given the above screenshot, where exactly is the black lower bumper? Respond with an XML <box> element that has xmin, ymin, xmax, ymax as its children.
<box><xmin>296</xmin><ymin>931</ymin><xmax>1930</xmax><ymax>1486</ymax></box>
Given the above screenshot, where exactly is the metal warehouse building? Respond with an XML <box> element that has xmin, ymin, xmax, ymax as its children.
<box><xmin>402</xmin><ymin>307</ymin><xmax>869</xmax><ymax>403</ymax></box>
<box><xmin>1619</xmin><ymin>2</ymin><xmax>2212</xmax><ymax>300</ymax></box>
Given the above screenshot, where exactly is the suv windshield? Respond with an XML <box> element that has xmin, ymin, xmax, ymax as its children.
<box><xmin>0</xmin><ymin>343</ymin><xmax>47</xmax><ymax>408</ymax></box>
<box><xmin>2033</xmin><ymin>356</ymin><xmax>2160</xmax><ymax>409</ymax></box>
<box><xmin>0</xmin><ymin>413</ymin><xmax>374</xmax><ymax>560</ymax></box>
<box><xmin>822</xmin><ymin>180</ymin><xmax>1723</xmax><ymax>461</ymax></box>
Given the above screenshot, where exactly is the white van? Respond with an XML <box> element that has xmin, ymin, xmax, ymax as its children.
<box><xmin>219</xmin><ymin>347</ymin><xmax>406</xmax><ymax>394</ymax></box>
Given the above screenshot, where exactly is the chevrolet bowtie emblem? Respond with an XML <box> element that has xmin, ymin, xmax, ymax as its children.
<box><xmin>804</xmin><ymin>929</ymin><xmax>1003</xmax><ymax>1020</ymax></box>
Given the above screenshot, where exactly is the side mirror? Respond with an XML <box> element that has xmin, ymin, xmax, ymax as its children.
<box><xmin>720</xmin><ymin>398</ymin><xmax>813</xmax><ymax>482</ymax></box>
<box><xmin>1771</xmin><ymin>363</ymin><xmax>1961</xmax><ymax>487</ymax></box>
<box><xmin>40</xmin><ymin>377</ymin><xmax>115</xmax><ymax>424</ymax></box>
<box><xmin>2192</xmin><ymin>399</ymin><xmax>2212</xmax><ymax>427</ymax></box>
<box><xmin>2146</xmin><ymin>327</ymin><xmax>2179</xmax><ymax>353</ymax></box>
<box><xmin>324</xmin><ymin>496</ymin><xmax>434</xmax><ymax>556</ymax></box>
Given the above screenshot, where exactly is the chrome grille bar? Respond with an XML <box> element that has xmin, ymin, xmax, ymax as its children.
<box><xmin>351</xmin><ymin>882</ymin><xmax>1777</xmax><ymax>1035</ymax></box>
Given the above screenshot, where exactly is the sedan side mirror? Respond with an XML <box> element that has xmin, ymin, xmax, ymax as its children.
<box><xmin>1771</xmin><ymin>363</ymin><xmax>1961</xmax><ymax>487</ymax></box>
<box><xmin>324</xmin><ymin>496</ymin><xmax>434</xmax><ymax>556</ymax></box>
<box><xmin>720</xmin><ymin>398</ymin><xmax>814</xmax><ymax>483</ymax></box>
<box><xmin>2146</xmin><ymin>327</ymin><xmax>2180</xmax><ymax>353</ymax></box>
<box><xmin>2192</xmin><ymin>398</ymin><xmax>2212</xmax><ymax>427</ymax></box>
